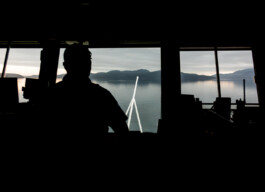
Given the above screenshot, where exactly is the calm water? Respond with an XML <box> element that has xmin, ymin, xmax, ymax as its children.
<box><xmin>18</xmin><ymin>78</ymin><xmax>258</xmax><ymax>133</ymax></box>
<box><xmin>182</xmin><ymin>80</ymin><xmax>258</xmax><ymax>104</ymax></box>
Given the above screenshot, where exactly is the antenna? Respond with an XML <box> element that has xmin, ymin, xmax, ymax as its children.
<box><xmin>125</xmin><ymin>76</ymin><xmax>143</xmax><ymax>133</ymax></box>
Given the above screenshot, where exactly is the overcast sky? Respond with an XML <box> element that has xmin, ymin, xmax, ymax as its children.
<box><xmin>180</xmin><ymin>50</ymin><xmax>254</xmax><ymax>75</ymax></box>
<box><xmin>1</xmin><ymin>48</ymin><xmax>254</xmax><ymax>76</ymax></box>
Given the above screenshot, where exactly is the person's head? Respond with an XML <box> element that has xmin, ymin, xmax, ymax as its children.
<box><xmin>63</xmin><ymin>43</ymin><xmax>92</xmax><ymax>77</ymax></box>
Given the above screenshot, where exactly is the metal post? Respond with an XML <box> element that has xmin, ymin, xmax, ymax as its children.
<box><xmin>243</xmin><ymin>79</ymin><xmax>246</xmax><ymax>103</ymax></box>
<box><xmin>1</xmin><ymin>41</ymin><xmax>11</xmax><ymax>78</ymax></box>
<box><xmin>214</xmin><ymin>47</ymin><xmax>221</xmax><ymax>98</ymax></box>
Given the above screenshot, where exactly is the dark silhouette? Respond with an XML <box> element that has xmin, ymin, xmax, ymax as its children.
<box><xmin>46</xmin><ymin>43</ymin><xmax>129</xmax><ymax>136</ymax></box>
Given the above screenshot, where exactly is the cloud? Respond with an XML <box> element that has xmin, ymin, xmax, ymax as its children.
<box><xmin>180</xmin><ymin>50</ymin><xmax>253</xmax><ymax>75</ymax></box>
<box><xmin>58</xmin><ymin>48</ymin><xmax>161</xmax><ymax>73</ymax></box>
<box><xmin>7</xmin><ymin>48</ymin><xmax>41</xmax><ymax>67</ymax></box>
<box><xmin>90</xmin><ymin>48</ymin><xmax>161</xmax><ymax>73</ymax></box>
<box><xmin>218</xmin><ymin>51</ymin><xmax>254</xmax><ymax>72</ymax></box>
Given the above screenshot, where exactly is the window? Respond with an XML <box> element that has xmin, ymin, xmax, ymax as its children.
<box><xmin>180</xmin><ymin>49</ymin><xmax>258</xmax><ymax>108</ymax></box>
<box><xmin>0</xmin><ymin>48</ymin><xmax>41</xmax><ymax>103</ymax></box>
<box><xmin>218</xmin><ymin>50</ymin><xmax>258</xmax><ymax>104</ymax></box>
<box><xmin>180</xmin><ymin>51</ymin><xmax>217</xmax><ymax>105</ymax></box>
<box><xmin>57</xmin><ymin>48</ymin><xmax>161</xmax><ymax>133</ymax></box>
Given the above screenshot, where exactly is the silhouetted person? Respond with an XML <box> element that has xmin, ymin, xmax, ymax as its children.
<box><xmin>47</xmin><ymin>43</ymin><xmax>129</xmax><ymax>136</ymax></box>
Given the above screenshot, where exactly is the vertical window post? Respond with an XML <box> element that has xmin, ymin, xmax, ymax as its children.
<box><xmin>214</xmin><ymin>47</ymin><xmax>221</xmax><ymax>98</ymax></box>
<box><xmin>1</xmin><ymin>41</ymin><xmax>11</xmax><ymax>78</ymax></box>
<box><xmin>252</xmin><ymin>44</ymin><xmax>265</xmax><ymax>110</ymax></box>
<box><xmin>159</xmin><ymin>40</ymin><xmax>181</xmax><ymax>133</ymax></box>
<box><xmin>39</xmin><ymin>38</ymin><xmax>60</xmax><ymax>88</ymax></box>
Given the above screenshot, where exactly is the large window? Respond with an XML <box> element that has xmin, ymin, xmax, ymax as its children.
<box><xmin>1</xmin><ymin>46</ymin><xmax>161</xmax><ymax>133</ymax></box>
<box><xmin>1</xmin><ymin>46</ymin><xmax>258</xmax><ymax>132</ymax></box>
<box><xmin>57</xmin><ymin>48</ymin><xmax>161</xmax><ymax>133</ymax></box>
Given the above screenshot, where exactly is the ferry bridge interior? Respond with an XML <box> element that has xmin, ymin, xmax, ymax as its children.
<box><xmin>1</xmin><ymin>1</ymin><xmax>265</xmax><ymax>152</ymax></box>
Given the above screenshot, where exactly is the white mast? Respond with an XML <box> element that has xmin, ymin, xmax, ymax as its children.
<box><xmin>125</xmin><ymin>76</ymin><xmax>143</xmax><ymax>133</ymax></box>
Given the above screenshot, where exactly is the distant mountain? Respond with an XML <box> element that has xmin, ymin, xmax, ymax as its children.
<box><xmin>0</xmin><ymin>73</ymin><xmax>24</xmax><ymax>78</ymax></box>
<box><xmin>90</xmin><ymin>69</ymin><xmax>215</xmax><ymax>82</ymax></box>
<box><xmin>90</xmin><ymin>68</ymin><xmax>255</xmax><ymax>82</ymax></box>
<box><xmin>213</xmin><ymin>68</ymin><xmax>255</xmax><ymax>81</ymax></box>
<box><xmin>26</xmin><ymin>75</ymin><xmax>39</xmax><ymax>79</ymax></box>
<box><xmin>56</xmin><ymin>74</ymin><xmax>65</xmax><ymax>79</ymax></box>
<box><xmin>22</xmin><ymin>68</ymin><xmax>255</xmax><ymax>83</ymax></box>
<box><xmin>90</xmin><ymin>69</ymin><xmax>161</xmax><ymax>82</ymax></box>
<box><xmin>181</xmin><ymin>72</ymin><xmax>215</xmax><ymax>82</ymax></box>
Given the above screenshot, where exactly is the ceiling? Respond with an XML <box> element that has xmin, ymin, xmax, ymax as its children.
<box><xmin>0</xmin><ymin>1</ymin><xmax>264</xmax><ymax>47</ymax></box>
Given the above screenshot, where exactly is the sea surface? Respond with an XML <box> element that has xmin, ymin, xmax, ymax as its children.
<box><xmin>17</xmin><ymin>78</ymin><xmax>258</xmax><ymax>133</ymax></box>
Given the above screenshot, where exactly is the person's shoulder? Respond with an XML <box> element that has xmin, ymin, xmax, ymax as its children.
<box><xmin>49</xmin><ymin>81</ymin><xmax>65</xmax><ymax>91</ymax></box>
<box><xmin>54</xmin><ymin>80</ymin><xmax>64</xmax><ymax>87</ymax></box>
<box><xmin>47</xmin><ymin>80</ymin><xmax>68</xmax><ymax>98</ymax></box>
<box><xmin>91</xmin><ymin>82</ymin><xmax>110</xmax><ymax>94</ymax></box>
<box><xmin>90</xmin><ymin>82</ymin><xmax>116</xmax><ymax>99</ymax></box>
